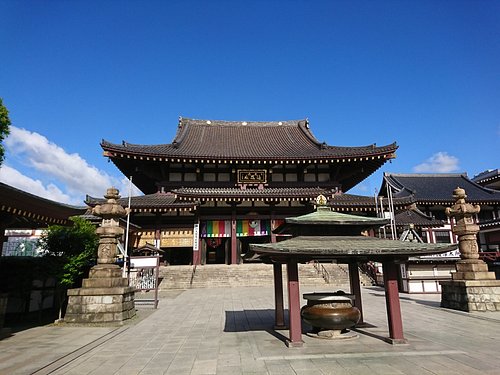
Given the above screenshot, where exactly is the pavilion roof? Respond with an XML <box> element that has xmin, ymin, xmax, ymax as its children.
<box><xmin>250</xmin><ymin>235</ymin><xmax>457</xmax><ymax>262</ymax></box>
<box><xmin>102</xmin><ymin>118</ymin><xmax>397</xmax><ymax>162</ymax></box>
<box><xmin>283</xmin><ymin>206</ymin><xmax>389</xmax><ymax>227</ymax></box>
<box><xmin>0</xmin><ymin>182</ymin><xmax>86</xmax><ymax>228</ymax></box>
<box><xmin>380</xmin><ymin>173</ymin><xmax>500</xmax><ymax>204</ymax></box>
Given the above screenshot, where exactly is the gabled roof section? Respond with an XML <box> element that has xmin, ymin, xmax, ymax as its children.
<box><xmin>329</xmin><ymin>193</ymin><xmax>414</xmax><ymax>212</ymax></box>
<box><xmin>173</xmin><ymin>187</ymin><xmax>331</xmax><ymax>202</ymax></box>
<box><xmin>101</xmin><ymin>117</ymin><xmax>397</xmax><ymax>161</ymax></box>
<box><xmin>85</xmin><ymin>192</ymin><xmax>197</xmax><ymax>212</ymax></box>
<box><xmin>380</xmin><ymin>173</ymin><xmax>500</xmax><ymax>204</ymax></box>
<box><xmin>394</xmin><ymin>207</ymin><xmax>444</xmax><ymax>228</ymax></box>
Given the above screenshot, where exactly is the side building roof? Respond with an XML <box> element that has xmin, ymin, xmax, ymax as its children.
<box><xmin>0</xmin><ymin>182</ymin><xmax>87</xmax><ymax>228</ymax></box>
<box><xmin>380</xmin><ymin>173</ymin><xmax>500</xmax><ymax>204</ymax></box>
<box><xmin>472</xmin><ymin>169</ymin><xmax>500</xmax><ymax>190</ymax></box>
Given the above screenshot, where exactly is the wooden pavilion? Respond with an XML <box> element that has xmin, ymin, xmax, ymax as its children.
<box><xmin>250</xmin><ymin>203</ymin><xmax>456</xmax><ymax>347</ymax></box>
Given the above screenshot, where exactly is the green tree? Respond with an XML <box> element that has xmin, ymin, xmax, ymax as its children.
<box><xmin>38</xmin><ymin>216</ymin><xmax>99</xmax><ymax>318</ymax></box>
<box><xmin>0</xmin><ymin>98</ymin><xmax>11</xmax><ymax>166</ymax></box>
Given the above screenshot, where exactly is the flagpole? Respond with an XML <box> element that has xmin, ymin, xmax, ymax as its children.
<box><xmin>123</xmin><ymin>176</ymin><xmax>132</xmax><ymax>278</ymax></box>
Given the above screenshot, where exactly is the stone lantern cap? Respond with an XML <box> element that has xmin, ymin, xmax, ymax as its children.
<box><xmin>92</xmin><ymin>187</ymin><xmax>129</xmax><ymax>221</ymax></box>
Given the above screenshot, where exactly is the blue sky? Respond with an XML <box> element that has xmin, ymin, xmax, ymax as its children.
<box><xmin>1</xmin><ymin>0</ymin><xmax>499</xmax><ymax>205</ymax></box>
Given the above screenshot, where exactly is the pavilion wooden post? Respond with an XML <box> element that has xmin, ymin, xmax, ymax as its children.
<box><xmin>286</xmin><ymin>257</ymin><xmax>303</xmax><ymax>347</ymax></box>
<box><xmin>0</xmin><ymin>224</ymin><xmax>6</xmax><ymax>257</ymax></box>
<box><xmin>273</xmin><ymin>262</ymin><xmax>286</xmax><ymax>329</ymax></box>
<box><xmin>348</xmin><ymin>262</ymin><xmax>364</xmax><ymax>325</ymax></box>
<box><xmin>270</xmin><ymin>210</ymin><xmax>277</xmax><ymax>244</ymax></box>
<box><xmin>382</xmin><ymin>261</ymin><xmax>407</xmax><ymax>344</ymax></box>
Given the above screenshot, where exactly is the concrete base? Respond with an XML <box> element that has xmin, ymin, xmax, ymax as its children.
<box><xmin>285</xmin><ymin>339</ymin><xmax>304</xmax><ymax>348</ymax></box>
<box><xmin>440</xmin><ymin>279</ymin><xmax>500</xmax><ymax>312</ymax></box>
<box><xmin>64</xmin><ymin>265</ymin><xmax>136</xmax><ymax>324</ymax></box>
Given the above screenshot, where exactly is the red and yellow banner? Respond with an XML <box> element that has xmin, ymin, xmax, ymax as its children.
<box><xmin>236</xmin><ymin>220</ymin><xmax>270</xmax><ymax>237</ymax></box>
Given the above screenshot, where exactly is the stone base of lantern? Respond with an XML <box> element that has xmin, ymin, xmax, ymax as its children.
<box><xmin>64</xmin><ymin>265</ymin><xmax>136</xmax><ymax>324</ymax></box>
<box><xmin>440</xmin><ymin>261</ymin><xmax>500</xmax><ymax>312</ymax></box>
<box><xmin>451</xmin><ymin>260</ymin><xmax>496</xmax><ymax>281</ymax></box>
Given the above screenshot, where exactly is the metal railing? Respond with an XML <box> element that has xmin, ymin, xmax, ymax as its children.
<box><xmin>312</xmin><ymin>260</ymin><xmax>331</xmax><ymax>284</ymax></box>
<box><xmin>479</xmin><ymin>252</ymin><xmax>500</xmax><ymax>262</ymax></box>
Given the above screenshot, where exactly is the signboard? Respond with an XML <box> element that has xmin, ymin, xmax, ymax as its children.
<box><xmin>193</xmin><ymin>223</ymin><xmax>199</xmax><ymax>251</ymax></box>
<box><xmin>237</xmin><ymin>169</ymin><xmax>267</xmax><ymax>184</ymax></box>
<box><xmin>160</xmin><ymin>229</ymin><xmax>193</xmax><ymax>248</ymax></box>
<box><xmin>130</xmin><ymin>257</ymin><xmax>158</xmax><ymax>268</ymax></box>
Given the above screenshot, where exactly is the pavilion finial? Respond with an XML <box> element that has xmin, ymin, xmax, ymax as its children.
<box><xmin>315</xmin><ymin>194</ymin><xmax>328</xmax><ymax>207</ymax></box>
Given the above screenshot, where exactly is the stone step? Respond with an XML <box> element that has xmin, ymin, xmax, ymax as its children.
<box><xmin>156</xmin><ymin>263</ymin><xmax>373</xmax><ymax>290</ymax></box>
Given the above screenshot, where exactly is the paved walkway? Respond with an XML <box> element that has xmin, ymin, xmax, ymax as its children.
<box><xmin>1</xmin><ymin>285</ymin><xmax>499</xmax><ymax>375</ymax></box>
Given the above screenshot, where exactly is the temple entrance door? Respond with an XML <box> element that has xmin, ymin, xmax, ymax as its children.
<box><xmin>205</xmin><ymin>238</ymin><xmax>227</xmax><ymax>264</ymax></box>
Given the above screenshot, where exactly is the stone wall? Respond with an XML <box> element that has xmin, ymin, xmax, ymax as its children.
<box><xmin>440</xmin><ymin>279</ymin><xmax>500</xmax><ymax>312</ymax></box>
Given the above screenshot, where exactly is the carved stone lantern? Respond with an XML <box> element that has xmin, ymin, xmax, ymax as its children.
<box><xmin>64</xmin><ymin>187</ymin><xmax>136</xmax><ymax>324</ymax></box>
<box><xmin>440</xmin><ymin>188</ymin><xmax>500</xmax><ymax>312</ymax></box>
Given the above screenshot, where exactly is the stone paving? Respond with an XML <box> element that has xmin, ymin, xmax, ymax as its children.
<box><xmin>1</xmin><ymin>285</ymin><xmax>500</xmax><ymax>374</ymax></box>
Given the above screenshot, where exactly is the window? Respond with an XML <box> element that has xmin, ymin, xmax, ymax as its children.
<box><xmin>434</xmin><ymin>231</ymin><xmax>451</xmax><ymax>243</ymax></box>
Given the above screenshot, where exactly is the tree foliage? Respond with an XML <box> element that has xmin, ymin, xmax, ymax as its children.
<box><xmin>38</xmin><ymin>216</ymin><xmax>99</xmax><ymax>288</ymax></box>
<box><xmin>0</xmin><ymin>97</ymin><xmax>11</xmax><ymax>166</ymax></box>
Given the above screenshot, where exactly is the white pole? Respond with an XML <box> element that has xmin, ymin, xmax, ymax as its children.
<box><xmin>123</xmin><ymin>176</ymin><xmax>132</xmax><ymax>278</ymax></box>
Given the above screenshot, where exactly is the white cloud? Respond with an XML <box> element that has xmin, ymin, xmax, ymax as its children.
<box><xmin>1</xmin><ymin>126</ymin><xmax>142</xmax><ymax>204</ymax></box>
<box><xmin>413</xmin><ymin>152</ymin><xmax>460</xmax><ymax>173</ymax></box>
<box><xmin>0</xmin><ymin>164</ymin><xmax>76</xmax><ymax>204</ymax></box>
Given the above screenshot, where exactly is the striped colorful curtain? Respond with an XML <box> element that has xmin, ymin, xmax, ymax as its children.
<box><xmin>236</xmin><ymin>220</ymin><xmax>271</xmax><ymax>237</ymax></box>
<box><xmin>201</xmin><ymin>220</ymin><xmax>231</xmax><ymax>238</ymax></box>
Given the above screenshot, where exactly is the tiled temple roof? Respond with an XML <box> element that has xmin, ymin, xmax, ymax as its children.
<box><xmin>381</xmin><ymin>173</ymin><xmax>500</xmax><ymax>204</ymax></box>
<box><xmin>101</xmin><ymin>118</ymin><xmax>397</xmax><ymax>161</ymax></box>
<box><xmin>0</xmin><ymin>182</ymin><xmax>86</xmax><ymax>227</ymax></box>
<box><xmin>173</xmin><ymin>187</ymin><xmax>331</xmax><ymax>202</ymax></box>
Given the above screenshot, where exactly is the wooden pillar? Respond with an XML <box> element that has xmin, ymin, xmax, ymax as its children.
<box><xmin>382</xmin><ymin>261</ymin><xmax>407</xmax><ymax>344</ymax></box>
<box><xmin>273</xmin><ymin>262</ymin><xmax>286</xmax><ymax>329</ymax></box>
<box><xmin>348</xmin><ymin>262</ymin><xmax>364</xmax><ymax>325</ymax></box>
<box><xmin>286</xmin><ymin>257</ymin><xmax>303</xmax><ymax>347</ymax></box>
<box><xmin>231</xmin><ymin>212</ymin><xmax>237</xmax><ymax>264</ymax></box>
<box><xmin>270</xmin><ymin>209</ymin><xmax>277</xmax><ymax>243</ymax></box>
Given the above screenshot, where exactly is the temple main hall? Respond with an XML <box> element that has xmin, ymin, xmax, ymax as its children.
<box><xmin>89</xmin><ymin>118</ymin><xmax>398</xmax><ymax>265</ymax></box>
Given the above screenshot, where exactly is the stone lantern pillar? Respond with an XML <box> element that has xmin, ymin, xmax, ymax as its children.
<box><xmin>64</xmin><ymin>188</ymin><xmax>136</xmax><ymax>323</ymax></box>
<box><xmin>440</xmin><ymin>187</ymin><xmax>500</xmax><ymax>311</ymax></box>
